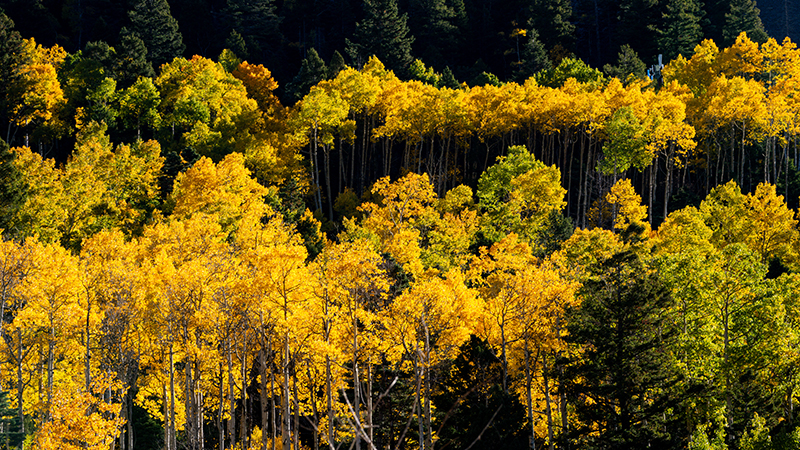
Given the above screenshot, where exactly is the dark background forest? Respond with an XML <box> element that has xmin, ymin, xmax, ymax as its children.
<box><xmin>1</xmin><ymin>0</ymin><xmax>796</xmax><ymax>100</ymax></box>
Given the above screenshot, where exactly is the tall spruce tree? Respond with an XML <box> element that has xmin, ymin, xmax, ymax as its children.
<box><xmin>562</xmin><ymin>239</ymin><xmax>683</xmax><ymax>449</ymax></box>
<box><xmin>223</xmin><ymin>0</ymin><xmax>282</xmax><ymax>62</ymax></box>
<box><xmin>115</xmin><ymin>27</ymin><xmax>155</xmax><ymax>88</ymax></box>
<box><xmin>408</xmin><ymin>0</ymin><xmax>465</xmax><ymax>68</ymax></box>
<box><xmin>0</xmin><ymin>9</ymin><xmax>26</xmax><ymax>143</ymax></box>
<box><xmin>603</xmin><ymin>44</ymin><xmax>647</xmax><ymax>82</ymax></box>
<box><xmin>529</xmin><ymin>0</ymin><xmax>575</xmax><ymax>53</ymax></box>
<box><xmin>0</xmin><ymin>138</ymin><xmax>26</xmax><ymax>235</ymax></box>
<box><xmin>128</xmin><ymin>0</ymin><xmax>185</xmax><ymax>68</ymax></box>
<box><xmin>724</xmin><ymin>0</ymin><xmax>770</xmax><ymax>44</ymax></box>
<box><xmin>655</xmin><ymin>0</ymin><xmax>705</xmax><ymax>60</ymax></box>
<box><xmin>286</xmin><ymin>48</ymin><xmax>328</xmax><ymax>102</ymax></box>
<box><xmin>346</xmin><ymin>0</ymin><xmax>415</xmax><ymax>75</ymax></box>
<box><xmin>515</xmin><ymin>27</ymin><xmax>550</xmax><ymax>81</ymax></box>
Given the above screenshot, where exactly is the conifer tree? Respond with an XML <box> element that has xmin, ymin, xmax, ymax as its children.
<box><xmin>724</xmin><ymin>0</ymin><xmax>770</xmax><ymax>45</ymax></box>
<box><xmin>408</xmin><ymin>0</ymin><xmax>464</xmax><ymax>66</ymax></box>
<box><xmin>115</xmin><ymin>27</ymin><xmax>155</xmax><ymax>88</ymax></box>
<box><xmin>346</xmin><ymin>0</ymin><xmax>415</xmax><ymax>75</ymax></box>
<box><xmin>223</xmin><ymin>0</ymin><xmax>282</xmax><ymax>61</ymax></box>
<box><xmin>128</xmin><ymin>0</ymin><xmax>185</xmax><ymax>68</ymax></box>
<box><xmin>0</xmin><ymin>10</ymin><xmax>26</xmax><ymax>141</ymax></box>
<box><xmin>656</xmin><ymin>0</ymin><xmax>705</xmax><ymax>60</ymax></box>
<box><xmin>0</xmin><ymin>138</ymin><xmax>26</xmax><ymax>235</ymax></box>
<box><xmin>286</xmin><ymin>48</ymin><xmax>327</xmax><ymax>102</ymax></box>
<box><xmin>515</xmin><ymin>28</ymin><xmax>550</xmax><ymax>81</ymax></box>
<box><xmin>225</xmin><ymin>29</ymin><xmax>249</xmax><ymax>60</ymax></box>
<box><xmin>603</xmin><ymin>44</ymin><xmax>647</xmax><ymax>82</ymax></box>
<box><xmin>440</xmin><ymin>66</ymin><xmax>461</xmax><ymax>89</ymax></box>
<box><xmin>529</xmin><ymin>0</ymin><xmax>575</xmax><ymax>52</ymax></box>
<box><xmin>327</xmin><ymin>50</ymin><xmax>346</xmax><ymax>79</ymax></box>
<box><xmin>563</xmin><ymin>243</ymin><xmax>683</xmax><ymax>448</ymax></box>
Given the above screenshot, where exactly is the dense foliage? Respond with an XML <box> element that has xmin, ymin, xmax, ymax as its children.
<box><xmin>5</xmin><ymin>3</ymin><xmax>800</xmax><ymax>450</ymax></box>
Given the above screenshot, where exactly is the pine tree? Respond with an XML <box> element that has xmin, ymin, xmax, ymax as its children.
<box><xmin>128</xmin><ymin>0</ymin><xmax>185</xmax><ymax>68</ymax></box>
<box><xmin>225</xmin><ymin>29</ymin><xmax>249</xmax><ymax>60</ymax></box>
<box><xmin>115</xmin><ymin>27</ymin><xmax>155</xmax><ymax>88</ymax></box>
<box><xmin>529</xmin><ymin>0</ymin><xmax>575</xmax><ymax>52</ymax></box>
<box><xmin>515</xmin><ymin>28</ymin><xmax>550</xmax><ymax>81</ymax></box>
<box><xmin>0</xmin><ymin>390</ymin><xmax>23</xmax><ymax>449</ymax></box>
<box><xmin>223</xmin><ymin>0</ymin><xmax>282</xmax><ymax>61</ymax></box>
<box><xmin>408</xmin><ymin>0</ymin><xmax>463</xmax><ymax>67</ymax></box>
<box><xmin>0</xmin><ymin>9</ymin><xmax>26</xmax><ymax>141</ymax></box>
<box><xmin>346</xmin><ymin>0</ymin><xmax>415</xmax><ymax>75</ymax></box>
<box><xmin>724</xmin><ymin>0</ymin><xmax>770</xmax><ymax>45</ymax></box>
<box><xmin>286</xmin><ymin>48</ymin><xmax>328</xmax><ymax>102</ymax></box>
<box><xmin>440</xmin><ymin>66</ymin><xmax>461</xmax><ymax>89</ymax></box>
<box><xmin>655</xmin><ymin>0</ymin><xmax>705</xmax><ymax>60</ymax></box>
<box><xmin>603</xmin><ymin>44</ymin><xmax>647</xmax><ymax>82</ymax></box>
<box><xmin>327</xmin><ymin>50</ymin><xmax>346</xmax><ymax>79</ymax></box>
<box><xmin>562</xmin><ymin>243</ymin><xmax>683</xmax><ymax>449</ymax></box>
<box><xmin>0</xmin><ymin>138</ymin><xmax>26</xmax><ymax>235</ymax></box>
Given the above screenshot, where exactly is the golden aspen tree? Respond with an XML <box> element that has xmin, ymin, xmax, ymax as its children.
<box><xmin>170</xmin><ymin>152</ymin><xmax>271</xmax><ymax>236</ymax></box>
<box><xmin>587</xmin><ymin>178</ymin><xmax>649</xmax><ymax>233</ymax></box>
<box><xmin>7</xmin><ymin>38</ymin><xmax>67</xmax><ymax>148</ymax></box>
<box><xmin>156</xmin><ymin>55</ymin><xmax>262</xmax><ymax>160</ymax></box>
<box><xmin>78</xmin><ymin>230</ymin><xmax>146</xmax><ymax>450</ymax></box>
<box><xmin>292</xmin><ymin>83</ymin><xmax>351</xmax><ymax>217</ymax></box>
<box><xmin>238</xmin><ymin>215</ymin><xmax>311</xmax><ymax>450</ymax></box>
<box><xmin>10</xmin><ymin>241</ymin><xmax>85</xmax><ymax>421</ymax></box>
<box><xmin>308</xmin><ymin>240</ymin><xmax>388</xmax><ymax>448</ymax></box>
<box><xmin>9</xmin><ymin>145</ymin><xmax>66</xmax><ymax>243</ymax></box>
<box><xmin>642</xmin><ymin>81</ymin><xmax>696</xmax><ymax>221</ymax></box>
<box><xmin>136</xmin><ymin>214</ymin><xmax>229</xmax><ymax>450</ymax></box>
<box><xmin>381</xmin><ymin>270</ymin><xmax>481</xmax><ymax>450</ymax></box>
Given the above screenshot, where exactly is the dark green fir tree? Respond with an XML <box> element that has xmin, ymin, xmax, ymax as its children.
<box><xmin>327</xmin><ymin>50</ymin><xmax>346</xmax><ymax>79</ymax></box>
<box><xmin>346</xmin><ymin>0</ymin><xmax>415</xmax><ymax>75</ymax></box>
<box><xmin>408</xmin><ymin>0</ymin><xmax>465</xmax><ymax>67</ymax></box>
<box><xmin>128</xmin><ymin>0</ymin><xmax>185</xmax><ymax>68</ymax></box>
<box><xmin>0</xmin><ymin>138</ymin><xmax>26</xmax><ymax>235</ymax></box>
<box><xmin>515</xmin><ymin>28</ymin><xmax>551</xmax><ymax>81</ymax></box>
<box><xmin>655</xmin><ymin>0</ymin><xmax>705</xmax><ymax>60</ymax></box>
<box><xmin>286</xmin><ymin>48</ymin><xmax>328</xmax><ymax>102</ymax></box>
<box><xmin>223</xmin><ymin>0</ymin><xmax>282</xmax><ymax>61</ymax></box>
<box><xmin>115</xmin><ymin>27</ymin><xmax>155</xmax><ymax>88</ymax></box>
<box><xmin>603</xmin><ymin>44</ymin><xmax>647</xmax><ymax>82</ymax></box>
<box><xmin>0</xmin><ymin>9</ymin><xmax>26</xmax><ymax>141</ymax></box>
<box><xmin>225</xmin><ymin>29</ymin><xmax>249</xmax><ymax>60</ymax></box>
<box><xmin>440</xmin><ymin>66</ymin><xmax>461</xmax><ymax>89</ymax></box>
<box><xmin>562</xmin><ymin>241</ymin><xmax>683</xmax><ymax>449</ymax></box>
<box><xmin>529</xmin><ymin>0</ymin><xmax>575</xmax><ymax>52</ymax></box>
<box><xmin>724</xmin><ymin>0</ymin><xmax>770</xmax><ymax>45</ymax></box>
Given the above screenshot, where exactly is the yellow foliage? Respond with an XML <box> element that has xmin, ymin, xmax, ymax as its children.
<box><xmin>33</xmin><ymin>374</ymin><xmax>125</xmax><ymax>450</ymax></box>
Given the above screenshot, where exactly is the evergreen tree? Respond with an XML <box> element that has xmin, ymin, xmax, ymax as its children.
<box><xmin>724</xmin><ymin>0</ymin><xmax>770</xmax><ymax>45</ymax></box>
<box><xmin>0</xmin><ymin>138</ymin><xmax>26</xmax><ymax>235</ymax></box>
<box><xmin>346</xmin><ymin>0</ymin><xmax>415</xmax><ymax>75</ymax></box>
<box><xmin>286</xmin><ymin>48</ymin><xmax>327</xmax><ymax>102</ymax></box>
<box><xmin>615</xmin><ymin>0</ymin><xmax>661</xmax><ymax>62</ymax></box>
<box><xmin>515</xmin><ymin>27</ymin><xmax>550</xmax><ymax>81</ymax></box>
<box><xmin>327</xmin><ymin>50</ymin><xmax>346</xmax><ymax>79</ymax></box>
<box><xmin>529</xmin><ymin>0</ymin><xmax>575</xmax><ymax>52</ymax></box>
<box><xmin>440</xmin><ymin>65</ymin><xmax>461</xmax><ymax>89</ymax></box>
<box><xmin>128</xmin><ymin>0</ymin><xmax>185</xmax><ymax>68</ymax></box>
<box><xmin>409</xmin><ymin>0</ymin><xmax>464</xmax><ymax>67</ymax></box>
<box><xmin>655</xmin><ymin>0</ymin><xmax>705</xmax><ymax>60</ymax></box>
<box><xmin>562</xmin><ymin>241</ymin><xmax>683</xmax><ymax>449</ymax></box>
<box><xmin>0</xmin><ymin>9</ymin><xmax>26</xmax><ymax>142</ymax></box>
<box><xmin>115</xmin><ymin>27</ymin><xmax>155</xmax><ymax>88</ymax></box>
<box><xmin>223</xmin><ymin>0</ymin><xmax>282</xmax><ymax>62</ymax></box>
<box><xmin>225</xmin><ymin>29</ymin><xmax>249</xmax><ymax>60</ymax></box>
<box><xmin>603</xmin><ymin>44</ymin><xmax>647</xmax><ymax>82</ymax></box>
